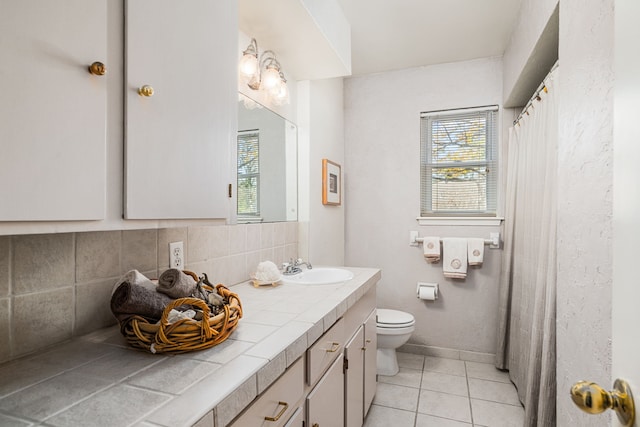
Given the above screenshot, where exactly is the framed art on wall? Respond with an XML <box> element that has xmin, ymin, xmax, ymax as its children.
<box><xmin>322</xmin><ymin>159</ymin><xmax>341</xmax><ymax>206</ymax></box>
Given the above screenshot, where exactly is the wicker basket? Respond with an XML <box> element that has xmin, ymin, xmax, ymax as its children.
<box><xmin>118</xmin><ymin>275</ymin><xmax>243</xmax><ymax>354</ymax></box>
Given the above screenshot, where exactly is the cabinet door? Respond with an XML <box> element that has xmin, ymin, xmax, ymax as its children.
<box><xmin>345</xmin><ymin>325</ymin><xmax>364</xmax><ymax>427</ymax></box>
<box><xmin>306</xmin><ymin>355</ymin><xmax>344</xmax><ymax>427</ymax></box>
<box><xmin>124</xmin><ymin>0</ymin><xmax>236</xmax><ymax>219</ymax></box>
<box><xmin>283</xmin><ymin>406</ymin><xmax>304</xmax><ymax>427</ymax></box>
<box><xmin>0</xmin><ymin>0</ymin><xmax>107</xmax><ymax>220</ymax></box>
<box><xmin>363</xmin><ymin>309</ymin><xmax>378</xmax><ymax>415</ymax></box>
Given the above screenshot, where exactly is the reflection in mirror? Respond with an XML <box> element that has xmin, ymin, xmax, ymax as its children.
<box><xmin>237</xmin><ymin>93</ymin><xmax>297</xmax><ymax>223</ymax></box>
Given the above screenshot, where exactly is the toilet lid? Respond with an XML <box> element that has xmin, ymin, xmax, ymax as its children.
<box><xmin>377</xmin><ymin>309</ymin><xmax>415</xmax><ymax>327</ymax></box>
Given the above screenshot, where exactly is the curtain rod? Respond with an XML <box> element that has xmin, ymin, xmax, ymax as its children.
<box><xmin>513</xmin><ymin>60</ymin><xmax>559</xmax><ymax>127</ymax></box>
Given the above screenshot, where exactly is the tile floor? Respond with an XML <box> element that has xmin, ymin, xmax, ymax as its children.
<box><xmin>363</xmin><ymin>352</ymin><xmax>525</xmax><ymax>427</ymax></box>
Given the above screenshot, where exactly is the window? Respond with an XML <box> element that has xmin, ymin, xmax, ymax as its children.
<box><xmin>237</xmin><ymin>130</ymin><xmax>260</xmax><ymax>217</ymax></box>
<box><xmin>420</xmin><ymin>106</ymin><xmax>498</xmax><ymax>217</ymax></box>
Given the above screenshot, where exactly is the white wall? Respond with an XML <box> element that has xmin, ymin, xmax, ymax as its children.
<box><xmin>344</xmin><ymin>57</ymin><xmax>504</xmax><ymax>355</ymax></box>
<box><xmin>556</xmin><ymin>0</ymin><xmax>614</xmax><ymax>425</ymax></box>
<box><xmin>297</xmin><ymin>78</ymin><xmax>345</xmax><ymax>266</ymax></box>
<box><xmin>502</xmin><ymin>0</ymin><xmax>558</xmax><ymax>107</ymax></box>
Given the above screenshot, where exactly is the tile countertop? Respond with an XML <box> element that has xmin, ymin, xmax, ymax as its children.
<box><xmin>0</xmin><ymin>267</ymin><xmax>381</xmax><ymax>427</ymax></box>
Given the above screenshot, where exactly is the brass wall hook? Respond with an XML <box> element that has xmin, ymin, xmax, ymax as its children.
<box><xmin>570</xmin><ymin>379</ymin><xmax>635</xmax><ymax>426</ymax></box>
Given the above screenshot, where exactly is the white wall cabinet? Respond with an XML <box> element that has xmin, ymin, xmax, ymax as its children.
<box><xmin>124</xmin><ymin>0</ymin><xmax>236</xmax><ymax>219</ymax></box>
<box><xmin>0</xmin><ymin>0</ymin><xmax>107</xmax><ymax>221</ymax></box>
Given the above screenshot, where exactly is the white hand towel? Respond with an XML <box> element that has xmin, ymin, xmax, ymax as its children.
<box><xmin>443</xmin><ymin>238</ymin><xmax>467</xmax><ymax>279</ymax></box>
<box><xmin>467</xmin><ymin>238</ymin><xmax>485</xmax><ymax>266</ymax></box>
<box><xmin>422</xmin><ymin>236</ymin><xmax>441</xmax><ymax>263</ymax></box>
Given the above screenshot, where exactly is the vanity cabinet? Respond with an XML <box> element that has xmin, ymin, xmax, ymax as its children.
<box><xmin>124</xmin><ymin>0</ymin><xmax>236</xmax><ymax>219</ymax></box>
<box><xmin>227</xmin><ymin>283</ymin><xmax>378</xmax><ymax>427</ymax></box>
<box><xmin>343</xmin><ymin>288</ymin><xmax>378</xmax><ymax>426</ymax></box>
<box><xmin>0</xmin><ymin>0</ymin><xmax>107</xmax><ymax>221</ymax></box>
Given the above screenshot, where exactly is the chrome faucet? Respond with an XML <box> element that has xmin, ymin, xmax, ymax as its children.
<box><xmin>282</xmin><ymin>258</ymin><xmax>312</xmax><ymax>275</ymax></box>
<box><xmin>293</xmin><ymin>258</ymin><xmax>312</xmax><ymax>270</ymax></box>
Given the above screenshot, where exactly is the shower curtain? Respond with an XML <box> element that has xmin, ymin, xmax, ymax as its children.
<box><xmin>495</xmin><ymin>67</ymin><xmax>558</xmax><ymax>427</ymax></box>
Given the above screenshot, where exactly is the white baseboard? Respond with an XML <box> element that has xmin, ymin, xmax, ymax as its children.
<box><xmin>399</xmin><ymin>343</ymin><xmax>496</xmax><ymax>365</ymax></box>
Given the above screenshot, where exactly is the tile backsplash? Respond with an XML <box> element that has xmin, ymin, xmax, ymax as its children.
<box><xmin>0</xmin><ymin>222</ymin><xmax>298</xmax><ymax>363</ymax></box>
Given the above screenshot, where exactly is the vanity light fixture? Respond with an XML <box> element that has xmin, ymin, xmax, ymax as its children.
<box><xmin>239</xmin><ymin>38</ymin><xmax>289</xmax><ymax>105</ymax></box>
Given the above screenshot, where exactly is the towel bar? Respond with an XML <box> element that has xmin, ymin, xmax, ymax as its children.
<box><xmin>410</xmin><ymin>232</ymin><xmax>500</xmax><ymax>249</ymax></box>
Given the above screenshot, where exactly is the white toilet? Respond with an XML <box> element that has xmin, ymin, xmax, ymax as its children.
<box><xmin>376</xmin><ymin>308</ymin><xmax>416</xmax><ymax>376</ymax></box>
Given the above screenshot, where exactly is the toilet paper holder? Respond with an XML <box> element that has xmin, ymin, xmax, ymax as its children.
<box><xmin>416</xmin><ymin>282</ymin><xmax>439</xmax><ymax>300</ymax></box>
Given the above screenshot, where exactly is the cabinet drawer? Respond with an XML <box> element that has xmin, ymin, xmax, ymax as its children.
<box><xmin>307</xmin><ymin>318</ymin><xmax>345</xmax><ymax>386</ymax></box>
<box><xmin>230</xmin><ymin>357</ymin><xmax>304</xmax><ymax>427</ymax></box>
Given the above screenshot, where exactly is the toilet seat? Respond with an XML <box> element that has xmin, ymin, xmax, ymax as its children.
<box><xmin>376</xmin><ymin>309</ymin><xmax>415</xmax><ymax>328</ymax></box>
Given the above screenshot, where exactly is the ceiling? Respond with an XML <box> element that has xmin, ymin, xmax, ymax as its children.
<box><xmin>337</xmin><ymin>0</ymin><xmax>523</xmax><ymax>76</ymax></box>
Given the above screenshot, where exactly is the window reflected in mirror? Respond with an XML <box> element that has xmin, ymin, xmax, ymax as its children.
<box><xmin>237</xmin><ymin>93</ymin><xmax>298</xmax><ymax>223</ymax></box>
<box><xmin>237</xmin><ymin>130</ymin><xmax>260</xmax><ymax>218</ymax></box>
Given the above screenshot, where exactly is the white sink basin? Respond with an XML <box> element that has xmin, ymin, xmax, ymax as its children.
<box><xmin>281</xmin><ymin>267</ymin><xmax>354</xmax><ymax>285</ymax></box>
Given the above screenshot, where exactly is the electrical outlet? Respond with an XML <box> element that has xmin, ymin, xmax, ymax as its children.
<box><xmin>169</xmin><ymin>241</ymin><xmax>184</xmax><ymax>270</ymax></box>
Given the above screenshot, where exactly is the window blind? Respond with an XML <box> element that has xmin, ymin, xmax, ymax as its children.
<box><xmin>420</xmin><ymin>106</ymin><xmax>498</xmax><ymax>216</ymax></box>
<box><xmin>237</xmin><ymin>130</ymin><xmax>260</xmax><ymax>216</ymax></box>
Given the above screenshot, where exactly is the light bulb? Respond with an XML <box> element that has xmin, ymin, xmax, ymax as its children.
<box><xmin>276</xmin><ymin>82</ymin><xmax>289</xmax><ymax>101</ymax></box>
<box><xmin>261</xmin><ymin>66</ymin><xmax>280</xmax><ymax>90</ymax></box>
<box><xmin>268</xmin><ymin>79</ymin><xmax>289</xmax><ymax>105</ymax></box>
<box><xmin>239</xmin><ymin>53</ymin><xmax>258</xmax><ymax>77</ymax></box>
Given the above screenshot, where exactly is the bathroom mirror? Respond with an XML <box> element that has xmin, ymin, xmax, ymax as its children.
<box><xmin>237</xmin><ymin>93</ymin><xmax>298</xmax><ymax>223</ymax></box>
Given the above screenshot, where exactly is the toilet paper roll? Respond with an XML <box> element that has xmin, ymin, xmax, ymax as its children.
<box><xmin>417</xmin><ymin>284</ymin><xmax>438</xmax><ymax>300</ymax></box>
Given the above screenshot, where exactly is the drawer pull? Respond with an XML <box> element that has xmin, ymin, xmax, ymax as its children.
<box><xmin>313</xmin><ymin>424</ymin><xmax>319</xmax><ymax>427</ymax></box>
<box><xmin>362</xmin><ymin>339</ymin><xmax>372</xmax><ymax>351</ymax></box>
<box><xmin>264</xmin><ymin>401</ymin><xmax>288</xmax><ymax>422</ymax></box>
<box><xmin>326</xmin><ymin>342</ymin><xmax>340</xmax><ymax>353</ymax></box>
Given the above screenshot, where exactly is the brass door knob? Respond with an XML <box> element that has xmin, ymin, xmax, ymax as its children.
<box><xmin>570</xmin><ymin>379</ymin><xmax>635</xmax><ymax>426</ymax></box>
<box><xmin>138</xmin><ymin>85</ymin><xmax>154</xmax><ymax>97</ymax></box>
<box><xmin>88</xmin><ymin>61</ymin><xmax>106</xmax><ymax>76</ymax></box>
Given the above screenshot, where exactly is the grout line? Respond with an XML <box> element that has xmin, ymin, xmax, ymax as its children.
<box><xmin>7</xmin><ymin>236</ymin><xmax>14</xmax><ymax>361</ymax></box>
<box><xmin>464</xmin><ymin>361</ymin><xmax>475</xmax><ymax>426</ymax></box>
